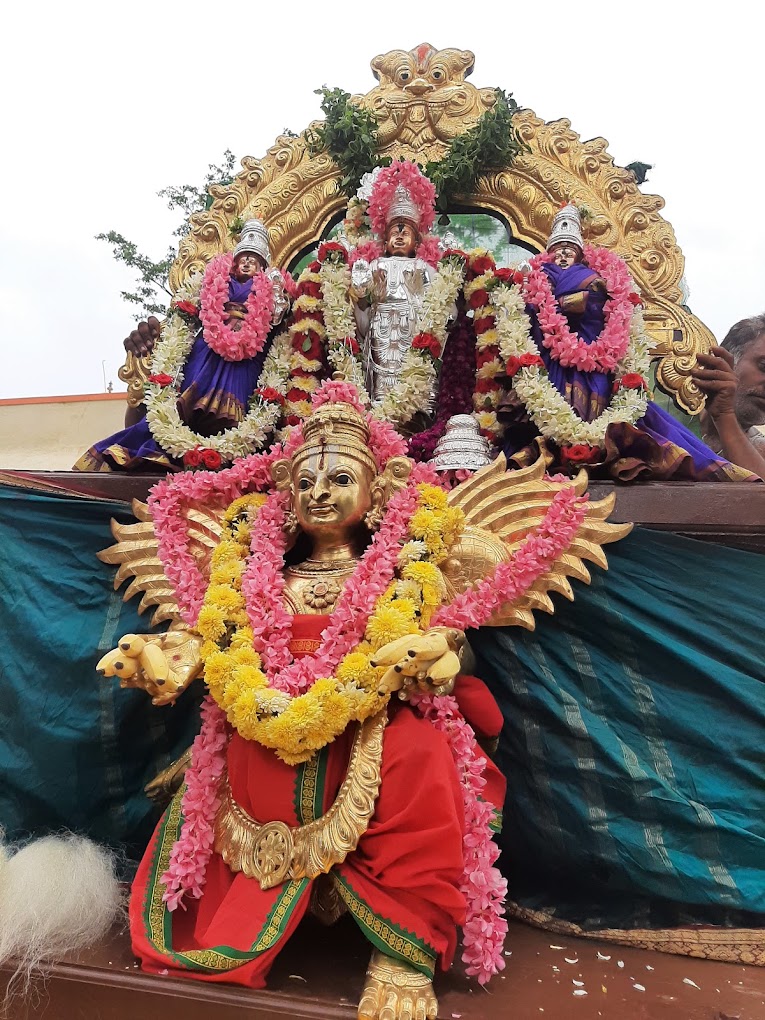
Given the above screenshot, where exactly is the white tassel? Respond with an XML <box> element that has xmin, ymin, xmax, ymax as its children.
<box><xmin>0</xmin><ymin>832</ymin><xmax>123</xmax><ymax>997</ymax></box>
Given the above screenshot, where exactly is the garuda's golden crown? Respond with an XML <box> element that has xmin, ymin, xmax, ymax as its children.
<box><xmin>292</xmin><ymin>403</ymin><xmax>377</xmax><ymax>474</ymax></box>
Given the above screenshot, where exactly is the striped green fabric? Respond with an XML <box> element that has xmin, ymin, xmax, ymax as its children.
<box><xmin>473</xmin><ymin>527</ymin><xmax>765</xmax><ymax>928</ymax></box>
<box><xmin>0</xmin><ymin>483</ymin><xmax>201</xmax><ymax>859</ymax></box>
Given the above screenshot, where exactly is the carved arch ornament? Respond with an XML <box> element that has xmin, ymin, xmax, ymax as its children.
<box><xmin>167</xmin><ymin>43</ymin><xmax>711</xmax><ymax>414</ymax></box>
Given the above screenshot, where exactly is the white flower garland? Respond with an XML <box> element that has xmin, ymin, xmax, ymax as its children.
<box><xmin>317</xmin><ymin>260</ymin><xmax>370</xmax><ymax>400</ymax></box>
<box><xmin>318</xmin><ymin>255</ymin><xmax>465</xmax><ymax>428</ymax></box>
<box><xmin>491</xmin><ymin>281</ymin><xmax>652</xmax><ymax>448</ymax></box>
<box><xmin>145</xmin><ymin>292</ymin><xmax>291</xmax><ymax>463</ymax></box>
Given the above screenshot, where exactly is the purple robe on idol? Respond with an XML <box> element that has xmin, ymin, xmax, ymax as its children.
<box><xmin>501</xmin><ymin>261</ymin><xmax>753</xmax><ymax>481</ymax></box>
<box><xmin>74</xmin><ymin>277</ymin><xmax>272</xmax><ymax>472</ymax></box>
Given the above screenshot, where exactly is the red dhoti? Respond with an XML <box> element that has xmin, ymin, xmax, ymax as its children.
<box><xmin>130</xmin><ymin>615</ymin><xmax>505</xmax><ymax>985</ymax></box>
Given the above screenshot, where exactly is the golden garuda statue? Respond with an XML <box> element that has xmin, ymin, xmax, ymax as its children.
<box><xmin>97</xmin><ymin>382</ymin><xmax>629</xmax><ymax>1019</ymax></box>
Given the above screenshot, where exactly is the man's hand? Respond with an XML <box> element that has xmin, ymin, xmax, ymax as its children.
<box><xmin>691</xmin><ymin>346</ymin><xmax>737</xmax><ymax>420</ymax></box>
<box><xmin>124</xmin><ymin>316</ymin><xmax>162</xmax><ymax>358</ymax></box>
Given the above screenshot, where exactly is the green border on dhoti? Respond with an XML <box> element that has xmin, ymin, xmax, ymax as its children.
<box><xmin>143</xmin><ymin>786</ymin><xmax>309</xmax><ymax>972</ymax></box>
<box><xmin>294</xmin><ymin>745</ymin><xmax>327</xmax><ymax>825</ymax></box>
<box><xmin>332</xmin><ymin>872</ymin><xmax>437</xmax><ymax>978</ymax></box>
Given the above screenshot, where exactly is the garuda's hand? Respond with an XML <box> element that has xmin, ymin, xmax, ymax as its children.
<box><xmin>96</xmin><ymin>631</ymin><xmax>203</xmax><ymax>706</ymax></box>
<box><xmin>371</xmin><ymin>628</ymin><xmax>464</xmax><ymax>699</ymax></box>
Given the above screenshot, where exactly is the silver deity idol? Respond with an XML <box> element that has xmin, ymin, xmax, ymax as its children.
<box><xmin>430</xmin><ymin>415</ymin><xmax>493</xmax><ymax>472</ymax></box>
<box><xmin>351</xmin><ymin>254</ymin><xmax>435</xmax><ymax>404</ymax></box>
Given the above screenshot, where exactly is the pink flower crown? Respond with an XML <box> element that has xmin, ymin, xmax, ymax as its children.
<box><xmin>366</xmin><ymin>160</ymin><xmax>437</xmax><ymax>238</ymax></box>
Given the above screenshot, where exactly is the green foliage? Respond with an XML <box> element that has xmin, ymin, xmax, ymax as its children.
<box><xmin>424</xmin><ymin>90</ymin><xmax>526</xmax><ymax>214</ymax></box>
<box><xmin>309</xmin><ymin>87</ymin><xmax>526</xmax><ymax>216</ymax></box>
<box><xmin>158</xmin><ymin>149</ymin><xmax>237</xmax><ymax>228</ymax></box>
<box><xmin>307</xmin><ymin>86</ymin><xmax>385</xmax><ymax>195</ymax></box>
<box><xmin>98</xmin><ymin>150</ymin><xmax>238</xmax><ymax>318</ymax></box>
<box><xmin>94</xmin><ymin>231</ymin><xmax>175</xmax><ymax>317</ymax></box>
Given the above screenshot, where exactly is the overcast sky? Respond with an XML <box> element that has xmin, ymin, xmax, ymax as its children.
<box><xmin>2</xmin><ymin>1</ymin><xmax>762</xmax><ymax>399</ymax></box>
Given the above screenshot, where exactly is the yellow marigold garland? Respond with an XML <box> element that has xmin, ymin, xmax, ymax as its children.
<box><xmin>194</xmin><ymin>485</ymin><xmax>463</xmax><ymax>764</ymax></box>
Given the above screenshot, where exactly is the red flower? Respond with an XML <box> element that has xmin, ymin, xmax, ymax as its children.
<box><xmin>504</xmin><ymin>355</ymin><xmax>521</xmax><ymax>377</ymax></box>
<box><xmin>174</xmin><ymin>300</ymin><xmax>198</xmax><ymax>317</ymax></box>
<box><xmin>318</xmin><ymin>241</ymin><xmax>348</xmax><ymax>264</ymax></box>
<box><xmin>287</xmin><ymin>386</ymin><xmax>310</xmax><ymax>403</ymax></box>
<box><xmin>301</xmin><ymin>281</ymin><xmax>322</xmax><ymax>299</ymax></box>
<box><xmin>519</xmin><ymin>352</ymin><xmax>545</xmax><ymax>369</ymax></box>
<box><xmin>475</xmin><ymin>377</ymin><xmax>498</xmax><ymax>394</ymax></box>
<box><xmin>412</xmin><ymin>332</ymin><xmax>441</xmax><ymax>358</ymax></box>
<box><xmin>474</xmin><ymin>316</ymin><xmax>495</xmax><ymax>335</ymax></box>
<box><xmin>293</xmin><ymin>332</ymin><xmax>323</xmax><ymax>360</ymax></box>
<box><xmin>513</xmin><ymin>270</ymin><xmax>526</xmax><ymax>286</ymax></box>
<box><xmin>255</xmin><ymin>387</ymin><xmax>285</xmax><ymax>405</ymax></box>
<box><xmin>442</xmin><ymin>248</ymin><xmax>468</xmax><ymax>263</ymax></box>
<box><xmin>183</xmin><ymin>448</ymin><xmax>202</xmax><ymax>468</ymax></box>
<box><xmin>614</xmin><ymin>373</ymin><xmax>647</xmax><ymax>392</ymax></box>
<box><xmin>476</xmin><ymin>349</ymin><xmax>499</xmax><ymax>368</ymax></box>
<box><xmin>286</xmin><ymin>414</ymin><xmax>302</xmax><ymax>428</ymax></box>
<box><xmin>300</xmin><ymin>309</ymin><xmax>324</xmax><ymax>324</ymax></box>
<box><xmin>469</xmin><ymin>288</ymin><xmax>490</xmax><ymax>310</ymax></box>
<box><xmin>628</xmin><ymin>292</ymin><xmax>643</xmax><ymax>306</ymax></box>
<box><xmin>470</xmin><ymin>254</ymin><xmax>496</xmax><ymax>275</ymax></box>
<box><xmin>494</xmin><ymin>267</ymin><xmax>513</xmax><ymax>283</ymax></box>
<box><xmin>200</xmin><ymin>448</ymin><xmax>222</xmax><ymax>470</ymax></box>
<box><xmin>148</xmin><ymin>373</ymin><xmax>174</xmax><ymax>387</ymax></box>
<box><xmin>560</xmin><ymin>444</ymin><xmax>602</xmax><ymax>465</ymax></box>
<box><xmin>343</xmin><ymin>337</ymin><xmax>360</xmax><ymax>354</ymax></box>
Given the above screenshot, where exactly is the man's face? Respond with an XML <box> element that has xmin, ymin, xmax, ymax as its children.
<box><xmin>233</xmin><ymin>252</ymin><xmax>265</xmax><ymax>281</ymax></box>
<box><xmin>385</xmin><ymin>219</ymin><xmax>418</xmax><ymax>257</ymax></box>
<box><xmin>735</xmin><ymin>333</ymin><xmax>765</xmax><ymax>428</ymax></box>
<box><xmin>550</xmin><ymin>243</ymin><xmax>582</xmax><ymax>269</ymax></box>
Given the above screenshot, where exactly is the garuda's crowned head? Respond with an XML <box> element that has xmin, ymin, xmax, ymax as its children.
<box><xmin>271</xmin><ymin>399</ymin><xmax>413</xmax><ymax>539</ymax></box>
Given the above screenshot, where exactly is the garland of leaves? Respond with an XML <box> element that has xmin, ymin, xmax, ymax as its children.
<box><xmin>425</xmin><ymin>89</ymin><xmax>526</xmax><ymax>217</ymax></box>
<box><xmin>307</xmin><ymin>87</ymin><xmax>386</xmax><ymax>196</ymax></box>
<box><xmin>308</xmin><ymin>87</ymin><xmax>526</xmax><ymax>208</ymax></box>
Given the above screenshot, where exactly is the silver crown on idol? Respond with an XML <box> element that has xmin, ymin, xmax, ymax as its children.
<box><xmin>547</xmin><ymin>203</ymin><xmax>584</xmax><ymax>252</ymax></box>
<box><xmin>430</xmin><ymin>415</ymin><xmax>493</xmax><ymax>472</ymax></box>
<box><xmin>233</xmin><ymin>219</ymin><xmax>271</xmax><ymax>264</ymax></box>
<box><xmin>387</xmin><ymin>185</ymin><xmax>420</xmax><ymax>230</ymax></box>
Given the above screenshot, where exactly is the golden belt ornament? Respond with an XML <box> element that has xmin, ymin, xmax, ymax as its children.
<box><xmin>214</xmin><ymin>710</ymin><xmax>387</xmax><ymax>890</ymax></box>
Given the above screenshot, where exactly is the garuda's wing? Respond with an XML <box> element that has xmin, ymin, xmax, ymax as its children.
<box><xmin>443</xmin><ymin>454</ymin><xmax>632</xmax><ymax>629</ymax></box>
<box><xmin>97</xmin><ymin>499</ymin><xmax>224</xmax><ymax>627</ymax></box>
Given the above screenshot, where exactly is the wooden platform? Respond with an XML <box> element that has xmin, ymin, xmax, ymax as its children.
<box><xmin>5</xmin><ymin>471</ymin><xmax>765</xmax><ymax>554</ymax></box>
<box><xmin>2</xmin><ymin>918</ymin><xmax>763</xmax><ymax>1020</ymax></box>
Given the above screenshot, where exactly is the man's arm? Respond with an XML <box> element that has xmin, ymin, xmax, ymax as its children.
<box><xmin>691</xmin><ymin>346</ymin><xmax>765</xmax><ymax>479</ymax></box>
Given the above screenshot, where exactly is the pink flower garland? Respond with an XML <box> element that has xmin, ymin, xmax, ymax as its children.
<box><xmin>349</xmin><ymin>240</ymin><xmax>383</xmax><ymax>266</ymax></box>
<box><xmin>433</xmin><ymin>487</ymin><xmax>589</xmax><ymax>631</ymax></box>
<box><xmin>367</xmin><ymin>161</ymin><xmax>437</xmax><ymax>238</ymax></box>
<box><xmin>523</xmin><ymin>245</ymin><xmax>634</xmax><ymax>374</ymax></box>
<box><xmin>149</xmin><ymin>446</ymin><xmax>282</xmax><ymax>626</ymax></box>
<box><xmin>160</xmin><ymin>695</ymin><xmax>228</xmax><ymax>911</ymax></box>
<box><xmin>199</xmin><ymin>253</ymin><xmax>275</xmax><ymax>362</ymax></box>
<box><xmin>405</xmin><ymin>486</ymin><xmax>590</xmax><ymax>983</ymax></box>
<box><xmin>412</xmin><ymin>690</ymin><xmax>507</xmax><ymax>984</ymax></box>
<box><xmin>241</xmin><ymin>484</ymin><xmax>420</xmax><ymax>696</ymax></box>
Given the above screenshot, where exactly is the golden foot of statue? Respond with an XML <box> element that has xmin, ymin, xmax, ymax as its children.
<box><xmin>358</xmin><ymin>950</ymin><xmax>438</xmax><ymax>1020</ymax></box>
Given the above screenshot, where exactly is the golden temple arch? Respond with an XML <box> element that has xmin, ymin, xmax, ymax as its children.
<box><xmin>123</xmin><ymin>44</ymin><xmax>712</xmax><ymax>415</ymax></box>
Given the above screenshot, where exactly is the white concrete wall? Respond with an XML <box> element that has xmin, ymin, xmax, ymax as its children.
<box><xmin>0</xmin><ymin>394</ymin><xmax>127</xmax><ymax>470</ymax></box>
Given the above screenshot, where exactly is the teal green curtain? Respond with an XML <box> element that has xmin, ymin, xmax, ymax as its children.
<box><xmin>2</xmin><ymin>480</ymin><xmax>763</xmax><ymax>929</ymax></box>
<box><xmin>0</xmin><ymin>482</ymin><xmax>201</xmax><ymax>859</ymax></box>
<box><xmin>472</xmin><ymin>528</ymin><xmax>765</xmax><ymax>928</ymax></box>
